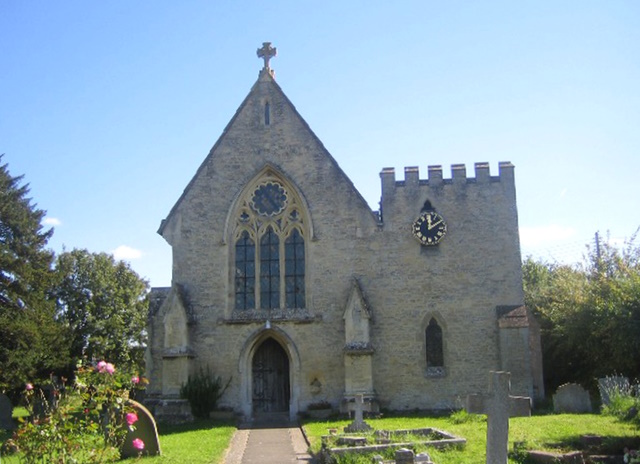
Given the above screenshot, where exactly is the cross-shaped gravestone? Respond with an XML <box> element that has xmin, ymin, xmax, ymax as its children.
<box><xmin>257</xmin><ymin>42</ymin><xmax>277</xmax><ymax>69</ymax></box>
<box><xmin>344</xmin><ymin>394</ymin><xmax>372</xmax><ymax>433</ymax></box>
<box><xmin>466</xmin><ymin>371</ymin><xmax>531</xmax><ymax>464</ymax></box>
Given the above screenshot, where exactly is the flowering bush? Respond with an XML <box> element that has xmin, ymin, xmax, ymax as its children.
<box><xmin>7</xmin><ymin>360</ymin><xmax>147</xmax><ymax>463</ymax></box>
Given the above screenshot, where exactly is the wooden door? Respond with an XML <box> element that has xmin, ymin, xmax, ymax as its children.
<box><xmin>252</xmin><ymin>338</ymin><xmax>290</xmax><ymax>413</ymax></box>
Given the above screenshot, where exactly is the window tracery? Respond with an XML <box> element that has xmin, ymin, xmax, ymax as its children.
<box><xmin>233</xmin><ymin>177</ymin><xmax>306</xmax><ymax>311</ymax></box>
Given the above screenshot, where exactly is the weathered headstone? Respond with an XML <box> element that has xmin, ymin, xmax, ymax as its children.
<box><xmin>396</xmin><ymin>447</ymin><xmax>415</xmax><ymax>464</ymax></box>
<box><xmin>466</xmin><ymin>371</ymin><xmax>531</xmax><ymax>464</ymax></box>
<box><xmin>0</xmin><ymin>393</ymin><xmax>16</xmax><ymax>431</ymax></box>
<box><xmin>343</xmin><ymin>393</ymin><xmax>372</xmax><ymax>433</ymax></box>
<box><xmin>553</xmin><ymin>383</ymin><xmax>592</xmax><ymax>413</ymax></box>
<box><xmin>120</xmin><ymin>399</ymin><xmax>161</xmax><ymax>458</ymax></box>
<box><xmin>416</xmin><ymin>451</ymin><xmax>434</xmax><ymax>463</ymax></box>
<box><xmin>598</xmin><ymin>376</ymin><xmax>630</xmax><ymax>406</ymax></box>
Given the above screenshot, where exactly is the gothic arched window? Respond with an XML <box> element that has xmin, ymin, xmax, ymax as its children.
<box><xmin>260</xmin><ymin>227</ymin><xmax>280</xmax><ymax>310</ymax></box>
<box><xmin>233</xmin><ymin>177</ymin><xmax>307</xmax><ymax>311</ymax></box>
<box><xmin>285</xmin><ymin>229</ymin><xmax>305</xmax><ymax>308</ymax></box>
<box><xmin>235</xmin><ymin>231</ymin><xmax>255</xmax><ymax>310</ymax></box>
<box><xmin>425</xmin><ymin>318</ymin><xmax>444</xmax><ymax>375</ymax></box>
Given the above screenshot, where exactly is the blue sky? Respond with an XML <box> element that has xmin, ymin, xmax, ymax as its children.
<box><xmin>2</xmin><ymin>1</ymin><xmax>639</xmax><ymax>287</ymax></box>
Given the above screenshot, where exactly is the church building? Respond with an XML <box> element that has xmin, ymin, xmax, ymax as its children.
<box><xmin>146</xmin><ymin>43</ymin><xmax>544</xmax><ymax>421</ymax></box>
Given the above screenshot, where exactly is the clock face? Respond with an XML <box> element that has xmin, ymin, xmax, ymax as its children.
<box><xmin>412</xmin><ymin>211</ymin><xmax>447</xmax><ymax>246</ymax></box>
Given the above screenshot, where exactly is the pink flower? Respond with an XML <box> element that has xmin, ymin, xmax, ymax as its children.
<box><xmin>25</xmin><ymin>383</ymin><xmax>34</xmax><ymax>391</ymax></box>
<box><xmin>131</xmin><ymin>376</ymin><xmax>140</xmax><ymax>384</ymax></box>
<box><xmin>97</xmin><ymin>361</ymin><xmax>107</xmax><ymax>373</ymax></box>
<box><xmin>132</xmin><ymin>438</ymin><xmax>145</xmax><ymax>450</ymax></box>
<box><xmin>105</xmin><ymin>363</ymin><xmax>115</xmax><ymax>374</ymax></box>
<box><xmin>125</xmin><ymin>412</ymin><xmax>138</xmax><ymax>425</ymax></box>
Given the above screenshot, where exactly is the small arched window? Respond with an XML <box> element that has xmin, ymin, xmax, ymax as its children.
<box><xmin>425</xmin><ymin>318</ymin><xmax>444</xmax><ymax>375</ymax></box>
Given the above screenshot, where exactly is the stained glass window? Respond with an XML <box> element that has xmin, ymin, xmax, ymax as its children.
<box><xmin>235</xmin><ymin>231</ymin><xmax>255</xmax><ymax>310</ymax></box>
<box><xmin>233</xmin><ymin>175</ymin><xmax>306</xmax><ymax>311</ymax></box>
<box><xmin>250</xmin><ymin>182</ymin><xmax>287</xmax><ymax>216</ymax></box>
<box><xmin>260</xmin><ymin>227</ymin><xmax>280</xmax><ymax>309</ymax></box>
<box><xmin>285</xmin><ymin>229</ymin><xmax>305</xmax><ymax>308</ymax></box>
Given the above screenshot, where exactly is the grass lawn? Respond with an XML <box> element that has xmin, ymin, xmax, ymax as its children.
<box><xmin>1</xmin><ymin>417</ymin><xmax>236</xmax><ymax>464</ymax></box>
<box><xmin>301</xmin><ymin>412</ymin><xmax>640</xmax><ymax>464</ymax></box>
<box><xmin>3</xmin><ymin>411</ymin><xmax>639</xmax><ymax>463</ymax></box>
<box><xmin>137</xmin><ymin>419</ymin><xmax>236</xmax><ymax>464</ymax></box>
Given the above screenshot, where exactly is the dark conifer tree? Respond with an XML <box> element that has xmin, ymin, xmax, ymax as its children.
<box><xmin>0</xmin><ymin>155</ymin><xmax>69</xmax><ymax>389</ymax></box>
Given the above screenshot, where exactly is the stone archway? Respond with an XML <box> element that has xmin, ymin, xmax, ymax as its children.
<box><xmin>238</xmin><ymin>327</ymin><xmax>301</xmax><ymax>421</ymax></box>
<box><xmin>252</xmin><ymin>338</ymin><xmax>290</xmax><ymax>413</ymax></box>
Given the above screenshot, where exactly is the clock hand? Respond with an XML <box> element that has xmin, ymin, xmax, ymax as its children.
<box><xmin>427</xmin><ymin>219</ymin><xmax>443</xmax><ymax>230</ymax></box>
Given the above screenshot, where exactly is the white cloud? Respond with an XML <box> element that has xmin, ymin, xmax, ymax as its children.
<box><xmin>112</xmin><ymin>245</ymin><xmax>143</xmax><ymax>261</ymax></box>
<box><xmin>43</xmin><ymin>217</ymin><xmax>62</xmax><ymax>226</ymax></box>
<box><xmin>519</xmin><ymin>225</ymin><xmax>576</xmax><ymax>247</ymax></box>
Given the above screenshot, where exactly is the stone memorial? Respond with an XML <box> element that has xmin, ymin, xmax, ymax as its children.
<box><xmin>0</xmin><ymin>393</ymin><xmax>16</xmax><ymax>431</ymax></box>
<box><xmin>343</xmin><ymin>394</ymin><xmax>372</xmax><ymax>433</ymax></box>
<box><xmin>553</xmin><ymin>383</ymin><xmax>592</xmax><ymax>413</ymax></box>
<box><xmin>466</xmin><ymin>371</ymin><xmax>531</xmax><ymax>464</ymax></box>
<box><xmin>120</xmin><ymin>399</ymin><xmax>161</xmax><ymax>458</ymax></box>
<box><xmin>396</xmin><ymin>448</ymin><xmax>416</xmax><ymax>464</ymax></box>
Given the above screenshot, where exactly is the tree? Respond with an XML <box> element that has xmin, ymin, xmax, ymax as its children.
<box><xmin>524</xmin><ymin>230</ymin><xmax>640</xmax><ymax>392</ymax></box>
<box><xmin>0</xmin><ymin>155</ymin><xmax>70</xmax><ymax>389</ymax></box>
<box><xmin>54</xmin><ymin>249</ymin><xmax>149</xmax><ymax>369</ymax></box>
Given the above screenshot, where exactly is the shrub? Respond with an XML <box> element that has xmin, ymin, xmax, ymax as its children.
<box><xmin>600</xmin><ymin>376</ymin><xmax>640</xmax><ymax>423</ymax></box>
<box><xmin>180</xmin><ymin>367</ymin><xmax>230</xmax><ymax>419</ymax></box>
<box><xmin>6</xmin><ymin>360</ymin><xmax>144</xmax><ymax>463</ymax></box>
<box><xmin>449</xmin><ymin>409</ymin><xmax>485</xmax><ymax>424</ymax></box>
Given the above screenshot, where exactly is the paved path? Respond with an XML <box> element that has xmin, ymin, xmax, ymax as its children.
<box><xmin>224</xmin><ymin>422</ymin><xmax>313</xmax><ymax>464</ymax></box>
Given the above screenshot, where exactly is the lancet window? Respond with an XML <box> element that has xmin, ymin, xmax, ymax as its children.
<box><xmin>425</xmin><ymin>318</ymin><xmax>444</xmax><ymax>376</ymax></box>
<box><xmin>233</xmin><ymin>177</ymin><xmax>306</xmax><ymax>310</ymax></box>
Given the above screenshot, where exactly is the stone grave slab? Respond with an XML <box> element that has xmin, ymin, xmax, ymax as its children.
<box><xmin>553</xmin><ymin>383</ymin><xmax>592</xmax><ymax>413</ymax></box>
<box><xmin>120</xmin><ymin>399</ymin><xmax>161</xmax><ymax>458</ymax></box>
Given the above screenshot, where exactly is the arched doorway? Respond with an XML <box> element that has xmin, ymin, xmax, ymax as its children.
<box><xmin>252</xmin><ymin>338</ymin><xmax>290</xmax><ymax>413</ymax></box>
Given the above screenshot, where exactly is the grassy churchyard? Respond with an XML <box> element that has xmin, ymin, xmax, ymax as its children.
<box><xmin>2</xmin><ymin>408</ymin><xmax>639</xmax><ymax>463</ymax></box>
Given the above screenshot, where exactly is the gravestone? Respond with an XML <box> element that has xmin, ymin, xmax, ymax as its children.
<box><xmin>415</xmin><ymin>451</ymin><xmax>434</xmax><ymax>463</ymax></box>
<box><xmin>466</xmin><ymin>371</ymin><xmax>531</xmax><ymax>464</ymax></box>
<box><xmin>553</xmin><ymin>383</ymin><xmax>592</xmax><ymax>413</ymax></box>
<box><xmin>343</xmin><ymin>394</ymin><xmax>372</xmax><ymax>433</ymax></box>
<box><xmin>120</xmin><ymin>399</ymin><xmax>161</xmax><ymax>458</ymax></box>
<box><xmin>0</xmin><ymin>393</ymin><xmax>16</xmax><ymax>431</ymax></box>
<box><xmin>598</xmin><ymin>376</ymin><xmax>630</xmax><ymax>406</ymax></box>
<box><xmin>396</xmin><ymin>447</ymin><xmax>415</xmax><ymax>464</ymax></box>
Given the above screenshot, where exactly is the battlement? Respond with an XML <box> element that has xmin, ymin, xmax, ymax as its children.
<box><xmin>379</xmin><ymin>162</ymin><xmax>514</xmax><ymax>187</ymax></box>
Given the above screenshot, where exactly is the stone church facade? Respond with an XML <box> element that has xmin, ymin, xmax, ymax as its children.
<box><xmin>146</xmin><ymin>44</ymin><xmax>543</xmax><ymax>420</ymax></box>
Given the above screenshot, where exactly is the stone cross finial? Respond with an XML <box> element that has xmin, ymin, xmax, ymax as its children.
<box><xmin>466</xmin><ymin>371</ymin><xmax>531</xmax><ymax>464</ymax></box>
<box><xmin>257</xmin><ymin>42</ymin><xmax>277</xmax><ymax>69</ymax></box>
